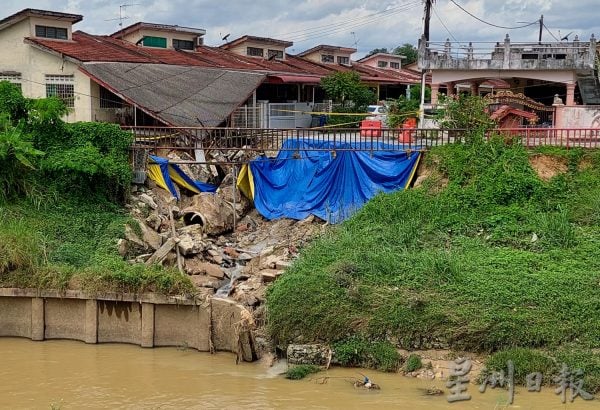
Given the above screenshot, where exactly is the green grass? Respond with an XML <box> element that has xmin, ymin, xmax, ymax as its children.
<box><xmin>285</xmin><ymin>364</ymin><xmax>321</xmax><ymax>380</ymax></box>
<box><xmin>485</xmin><ymin>347</ymin><xmax>600</xmax><ymax>393</ymax></box>
<box><xmin>266</xmin><ymin>138</ymin><xmax>600</xmax><ymax>384</ymax></box>
<box><xmin>0</xmin><ymin>196</ymin><xmax>194</xmax><ymax>296</ymax></box>
<box><xmin>333</xmin><ymin>337</ymin><xmax>401</xmax><ymax>372</ymax></box>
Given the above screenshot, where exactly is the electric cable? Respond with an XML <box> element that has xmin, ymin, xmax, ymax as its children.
<box><xmin>275</xmin><ymin>1</ymin><xmax>420</xmax><ymax>38</ymax></box>
<box><xmin>542</xmin><ymin>23</ymin><xmax>561</xmax><ymax>42</ymax></box>
<box><xmin>432</xmin><ymin>4</ymin><xmax>459</xmax><ymax>44</ymax></box>
<box><xmin>449</xmin><ymin>0</ymin><xmax>539</xmax><ymax>30</ymax></box>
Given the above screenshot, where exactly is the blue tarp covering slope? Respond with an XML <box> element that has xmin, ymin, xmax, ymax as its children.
<box><xmin>249</xmin><ymin>139</ymin><xmax>421</xmax><ymax>223</ymax></box>
<box><xmin>148</xmin><ymin>155</ymin><xmax>216</xmax><ymax>200</ymax></box>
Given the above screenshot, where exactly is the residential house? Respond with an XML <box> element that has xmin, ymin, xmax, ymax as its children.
<box><xmin>0</xmin><ymin>8</ymin><xmax>420</xmax><ymax>129</ymax></box>
<box><xmin>357</xmin><ymin>52</ymin><xmax>404</xmax><ymax>70</ymax></box>
<box><xmin>418</xmin><ymin>35</ymin><xmax>599</xmax><ymax>126</ymax></box>
<box><xmin>111</xmin><ymin>22</ymin><xmax>206</xmax><ymax>50</ymax></box>
<box><xmin>297</xmin><ymin>44</ymin><xmax>356</xmax><ymax>66</ymax></box>
<box><xmin>220</xmin><ymin>35</ymin><xmax>292</xmax><ymax>60</ymax></box>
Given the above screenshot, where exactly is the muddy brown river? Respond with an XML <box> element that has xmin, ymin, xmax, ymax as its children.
<box><xmin>0</xmin><ymin>338</ymin><xmax>596</xmax><ymax>409</ymax></box>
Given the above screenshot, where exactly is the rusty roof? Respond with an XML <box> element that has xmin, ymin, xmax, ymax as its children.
<box><xmin>25</xmin><ymin>31</ymin><xmax>419</xmax><ymax>85</ymax></box>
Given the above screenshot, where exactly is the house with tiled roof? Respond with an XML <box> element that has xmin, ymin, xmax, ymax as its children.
<box><xmin>0</xmin><ymin>8</ymin><xmax>420</xmax><ymax>128</ymax></box>
<box><xmin>357</xmin><ymin>53</ymin><xmax>404</xmax><ymax>70</ymax></box>
<box><xmin>298</xmin><ymin>44</ymin><xmax>356</xmax><ymax>66</ymax></box>
<box><xmin>220</xmin><ymin>35</ymin><xmax>293</xmax><ymax>60</ymax></box>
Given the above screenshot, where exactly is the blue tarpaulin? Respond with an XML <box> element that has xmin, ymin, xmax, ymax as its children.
<box><xmin>247</xmin><ymin>139</ymin><xmax>421</xmax><ymax>223</ymax></box>
<box><xmin>148</xmin><ymin>155</ymin><xmax>216</xmax><ymax>200</ymax></box>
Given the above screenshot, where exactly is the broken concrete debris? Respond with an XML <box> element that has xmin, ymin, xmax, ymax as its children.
<box><xmin>120</xmin><ymin>163</ymin><xmax>325</xmax><ymax>334</ymax></box>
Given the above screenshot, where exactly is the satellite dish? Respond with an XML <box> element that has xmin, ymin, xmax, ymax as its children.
<box><xmin>222</xmin><ymin>33</ymin><xmax>230</xmax><ymax>42</ymax></box>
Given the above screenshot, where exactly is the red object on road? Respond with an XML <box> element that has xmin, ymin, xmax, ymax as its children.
<box><xmin>399</xmin><ymin>118</ymin><xmax>417</xmax><ymax>143</ymax></box>
<box><xmin>360</xmin><ymin>120</ymin><xmax>382</xmax><ymax>138</ymax></box>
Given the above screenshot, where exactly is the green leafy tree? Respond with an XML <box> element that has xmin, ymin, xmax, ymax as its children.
<box><xmin>365</xmin><ymin>47</ymin><xmax>389</xmax><ymax>58</ymax></box>
<box><xmin>320</xmin><ymin>71</ymin><xmax>375</xmax><ymax>109</ymax></box>
<box><xmin>437</xmin><ymin>95</ymin><xmax>495</xmax><ymax>137</ymax></box>
<box><xmin>0</xmin><ymin>121</ymin><xmax>44</xmax><ymax>201</ymax></box>
<box><xmin>320</xmin><ymin>71</ymin><xmax>376</xmax><ymax>127</ymax></box>
<box><xmin>392</xmin><ymin>43</ymin><xmax>418</xmax><ymax>65</ymax></box>
<box><xmin>0</xmin><ymin>81</ymin><xmax>28</xmax><ymax>123</ymax></box>
<box><xmin>387</xmin><ymin>84</ymin><xmax>430</xmax><ymax>128</ymax></box>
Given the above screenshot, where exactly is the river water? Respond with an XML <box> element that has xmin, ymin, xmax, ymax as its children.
<box><xmin>0</xmin><ymin>338</ymin><xmax>596</xmax><ymax>409</ymax></box>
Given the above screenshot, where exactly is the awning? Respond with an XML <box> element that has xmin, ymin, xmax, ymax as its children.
<box><xmin>80</xmin><ymin>63</ymin><xmax>266</xmax><ymax>127</ymax></box>
<box><xmin>267</xmin><ymin>75</ymin><xmax>322</xmax><ymax>84</ymax></box>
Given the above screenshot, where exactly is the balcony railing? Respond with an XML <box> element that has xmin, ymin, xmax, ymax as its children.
<box><xmin>418</xmin><ymin>35</ymin><xmax>597</xmax><ymax>71</ymax></box>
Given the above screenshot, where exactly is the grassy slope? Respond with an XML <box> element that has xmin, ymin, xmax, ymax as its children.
<box><xmin>267</xmin><ymin>139</ymin><xmax>600</xmax><ymax>389</ymax></box>
<box><xmin>0</xmin><ymin>197</ymin><xmax>194</xmax><ymax>295</ymax></box>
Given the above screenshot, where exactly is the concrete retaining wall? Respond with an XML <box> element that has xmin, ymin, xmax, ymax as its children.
<box><xmin>0</xmin><ymin>289</ymin><xmax>257</xmax><ymax>361</ymax></box>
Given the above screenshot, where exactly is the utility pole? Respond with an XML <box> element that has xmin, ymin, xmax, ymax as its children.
<box><xmin>423</xmin><ymin>0</ymin><xmax>434</xmax><ymax>43</ymax></box>
<box><xmin>419</xmin><ymin>0</ymin><xmax>435</xmax><ymax>127</ymax></box>
<box><xmin>538</xmin><ymin>14</ymin><xmax>544</xmax><ymax>44</ymax></box>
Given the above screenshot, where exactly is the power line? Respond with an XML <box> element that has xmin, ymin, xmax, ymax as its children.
<box><xmin>289</xmin><ymin>3</ymin><xmax>420</xmax><ymax>43</ymax></box>
<box><xmin>288</xmin><ymin>3</ymin><xmax>421</xmax><ymax>43</ymax></box>
<box><xmin>542</xmin><ymin>23</ymin><xmax>561</xmax><ymax>42</ymax></box>
<box><xmin>276</xmin><ymin>1</ymin><xmax>419</xmax><ymax>38</ymax></box>
<box><xmin>432</xmin><ymin>4</ymin><xmax>459</xmax><ymax>43</ymax></box>
<box><xmin>449</xmin><ymin>0</ymin><xmax>539</xmax><ymax>30</ymax></box>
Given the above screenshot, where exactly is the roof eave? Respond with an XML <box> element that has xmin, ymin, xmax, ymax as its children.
<box><xmin>24</xmin><ymin>38</ymin><xmax>83</xmax><ymax>65</ymax></box>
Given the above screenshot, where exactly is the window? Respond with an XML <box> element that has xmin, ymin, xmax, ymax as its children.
<box><xmin>247</xmin><ymin>47</ymin><xmax>264</xmax><ymax>57</ymax></box>
<box><xmin>390</xmin><ymin>62</ymin><xmax>400</xmax><ymax>69</ymax></box>
<box><xmin>377</xmin><ymin>61</ymin><xmax>388</xmax><ymax>68</ymax></box>
<box><xmin>45</xmin><ymin>74</ymin><xmax>74</xmax><ymax>107</ymax></box>
<box><xmin>321</xmin><ymin>54</ymin><xmax>334</xmax><ymax>63</ymax></box>
<box><xmin>337</xmin><ymin>56</ymin><xmax>349</xmax><ymax>65</ymax></box>
<box><xmin>268</xmin><ymin>49</ymin><xmax>283</xmax><ymax>59</ymax></box>
<box><xmin>0</xmin><ymin>73</ymin><xmax>22</xmax><ymax>90</ymax></box>
<box><xmin>35</xmin><ymin>25</ymin><xmax>68</xmax><ymax>40</ymax></box>
<box><xmin>142</xmin><ymin>36</ymin><xmax>167</xmax><ymax>48</ymax></box>
<box><xmin>99</xmin><ymin>85</ymin><xmax>123</xmax><ymax>109</ymax></box>
<box><xmin>173</xmin><ymin>39</ymin><xmax>194</xmax><ymax>50</ymax></box>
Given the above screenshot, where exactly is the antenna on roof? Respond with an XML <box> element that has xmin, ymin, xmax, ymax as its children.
<box><xmin>106</xmin><ymin>3</ymin><xmax>141</xmax><ymax>32</ymax></box>
<box><xmin>221</xmin><ymin>33</ymin><xmax>230</xmax><ymax>42</ymax></box>
<box><xmin>351</xmin><ymin>31</ymin><xmax>359</xmax><ymax>48</ymax></box>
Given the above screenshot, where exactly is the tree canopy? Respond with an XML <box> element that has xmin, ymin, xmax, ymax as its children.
<box><xmin>320</xmin><ymin>71</ymin><xmax>375</xmax><ymax>110</ymax></box>
<box><xmin>365</xmin><ymin>43</ymin><xmax>418</xmax><ymax>65</ymax></box>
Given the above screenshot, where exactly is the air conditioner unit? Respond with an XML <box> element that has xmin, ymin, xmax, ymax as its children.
<box><xmin>196</xmin><ymin>36</ymin><xmax>204</xmax><ymax>46</ymax></box>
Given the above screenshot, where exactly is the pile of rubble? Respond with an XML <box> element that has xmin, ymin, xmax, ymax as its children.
<box><xmin>119</xmin><ymin>165</ymin><xmax>325</xmax><ymax>315</ymax></box>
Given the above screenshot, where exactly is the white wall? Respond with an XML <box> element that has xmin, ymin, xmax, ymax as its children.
<box><xmin>557</xmin><ymin>106</ymin><xmax>600</xmax><ymax>128</ymax></box>
<box><xmin>226</xmin><ymin>39</ymin><xmax>287</xmax><ymax>60</ymax></box>
<box><xmin>0</xmin><ymin>18</ymin><xmax>93</xmax><ymax>122</ymax></box>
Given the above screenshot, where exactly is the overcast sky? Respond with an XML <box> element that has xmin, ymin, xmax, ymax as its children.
<box><xmin>4</xmin><ymin>0</ymin><xmax>600</xmax><ymax>58</ymax></box>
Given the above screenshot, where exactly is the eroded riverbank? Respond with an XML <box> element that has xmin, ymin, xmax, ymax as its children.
<box><xmin>0</xmin><ymin>338</ymin><xmax>596</xmax><ymax>409</ymax></box>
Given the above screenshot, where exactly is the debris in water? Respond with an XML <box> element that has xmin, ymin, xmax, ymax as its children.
<box><xmin>354</xmin><ymin>375</ymin><xmax>380</xmax><ymax>390</ymax></box>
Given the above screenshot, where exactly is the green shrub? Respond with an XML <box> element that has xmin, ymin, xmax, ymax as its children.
<box><xmin>0</xmin><ymin>215</ymin><xmax>43</xmax><ymax>274</ymax></box>
<box><xmin>404</xmin><ymin>354</ymin><xmax>422</xmax><ymax>372</ymax></box>
<box><xmin>534</xmin><ymin>208</ymin><xmax>577</xmax><ymax>248</ymax></box>
<box><xmin>285</xmin><ymin>365</ymin><xmax>321</xmax><ymax>380</ymax></box>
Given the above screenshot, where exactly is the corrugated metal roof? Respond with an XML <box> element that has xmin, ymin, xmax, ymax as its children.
<box><xmin>26</xmin><ymin>32</ymin><xmax>419</xmax><ymax>85</ymax></box>
<box><xmin>81</xmin><ymin>63</ymin><xmax>265</xmax><ymax>127</ymax></box>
